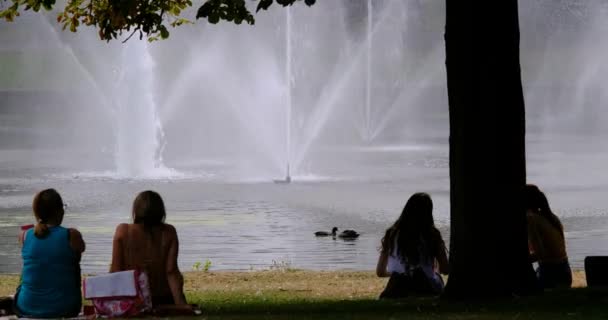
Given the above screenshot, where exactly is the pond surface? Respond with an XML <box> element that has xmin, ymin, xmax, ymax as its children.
<box><xmin>1</xmin><ymin>135</ymin><xmax>608</xmax><ymax>274</ymax></box>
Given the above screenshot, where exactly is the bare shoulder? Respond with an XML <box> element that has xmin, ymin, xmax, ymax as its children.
<box><xmin>163</xmin><ymin>223</ymin><xmax>178</xmax><ymax>239</ymax></box>
<box><xmin>113</xmin><ymin>223</ymin><xmax>130</xmax><ymax>239</ymax></box>
<box><xmin>163</xmin><ymin>223</ymin><xmax>177</xmax><ymax>233</ymax></box>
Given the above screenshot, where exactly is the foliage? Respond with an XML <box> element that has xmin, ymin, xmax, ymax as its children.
<box><xmin>195</xmin><ymin>0</ymin><xmax>254</xmax><ymax>25</ymax></box>
<box><xmin>192</xmin><ymin>259</ymin><xmax>212</xmax><ymax>272</ymax></box>
<box><xmin>192</xmin><ymin>261</ymin><xmax>201</xmax><ymax>271</ymax></box>
<box><xmin>203</xmin><ymin>259</ymin><xmax>212</xmax><ymax>272</ymax></box>
<box><xmin>0</xmin><ymin>0</ymin><xmax>315</xmax><ymax>42</ymax></box>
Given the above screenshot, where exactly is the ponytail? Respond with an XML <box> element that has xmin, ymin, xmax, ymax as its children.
<box><xmin>34</xmin><ymin>222</ymin><xmax>50</xmax><ymax>238</ymax></box>
<box><xmin>525</xmin><ymin>184</ymin><xmax>564</xmax><ymax>236</ymax></box>
<box><xmin>32</xmin><ymin>189</ymin><xmax>64</xmax><ymax>239</ymax></box>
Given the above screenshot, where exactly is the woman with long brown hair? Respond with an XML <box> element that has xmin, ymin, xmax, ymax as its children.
<box><xmin>376</xmin><ymin>193</ymin><xmax>449</xmax><ymax>298</ymax></box>
<box><xmin>525</xmin><ymin>184</ymin><xmax>571</xmax><ymax>288</ymax></box>
<box><xmin>15</xmin><ymin>189</ymin><xmax>85</xmax><ymax>318</ymax></box>
<box><xmin>110</xmin><ymin>190</ymin><xmax>187</xmax><ymax>306</ymax></box>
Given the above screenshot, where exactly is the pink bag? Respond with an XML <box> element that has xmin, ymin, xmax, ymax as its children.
<box><xmin>83</xmin><ymin>270</ymin><xmax>153</xmax><ymax>317</ymax></box>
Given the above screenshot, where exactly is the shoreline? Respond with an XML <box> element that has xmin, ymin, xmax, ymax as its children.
<box><xmin>0</xmin><ymin>269</ymin><xmax>589</xmax><ymax>297</ymax></box>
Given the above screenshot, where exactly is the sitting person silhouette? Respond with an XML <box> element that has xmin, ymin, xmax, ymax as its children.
<box><xmin>525</xmin><ymin>184</ymin><xmax>572</xmax><ymax>288</ymax></box>
<box><xmin>110</xmin><ymin>191</ymin><xmax>188</xmax><ymax>307</ymax></box>
<box><xmin>376</xmin><ymin>193</ymin><xmax>449</xmax><ymax>298</ymax></box>
<box><xmin>14</xmin><ymin>189</ymin><xmax>85</xmax><ymax>318</ymax></box>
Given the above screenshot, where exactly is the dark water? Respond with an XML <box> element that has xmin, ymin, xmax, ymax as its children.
<box><xmin>1</xmin><ymin>135</ymin><xmax>608</xmax><ymax>274</ymax></box>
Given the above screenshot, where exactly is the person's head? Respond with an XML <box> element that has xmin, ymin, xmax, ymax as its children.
<box><xmin>524</xmin><ymin>184</ymin><xmax>549</xmax><ymax>213</ymax></box>
<box><xmin>524</xmin><ymin>184</ymin><xmax>563</xmax><ymax>233</ymax></box>
<box><xmin>398</xmin><ymin>192</ymin><xmax>434</xmax><ymax>231</ymax></box>
<box><xmin>32</xmin><ymin>189</ymin><xmax>65</xmax><ymax>238</ymax></box>
<box><xmin>132</xmin><ymin>190</ymin><xmax>166</xmax><ymax>227</ymax></box>
<box><xmin>381</xmin><ymin>192</ymin><xmax>443</xmax><ymax>264</ymax></box>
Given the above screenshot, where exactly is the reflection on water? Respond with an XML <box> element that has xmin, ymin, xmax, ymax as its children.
<box><xmin>1</xmin><ymin>138</ymin><xmax>608</xmax><ymax>273</ymax></box>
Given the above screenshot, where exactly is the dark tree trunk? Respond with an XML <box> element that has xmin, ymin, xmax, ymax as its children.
<box><xmin>443</xmin><ymin>0</ymin><xmax>538</xmax><ymax>297</ymax></box>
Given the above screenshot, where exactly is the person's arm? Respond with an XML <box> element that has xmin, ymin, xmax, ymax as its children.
<box><xmin>18</xmin><ymin>225</ymin><xmax>34</xmax><ymax>246</ymax></box>
<box><xmin>376</xmin><ymin>250</ymin><xmax>390</xmax><ymax>277</ymax></box>
<box><xmin>110</xmin><ymin>224</ymin><xmax>128</xmax><ymax>273</ymax></box>
<box><xmin>68</xmin><ymin>228</ymin><xmax>86</xmax><ymax>261</ymax></box>
<box><xmin>527</xmin><ymin>214</ymin><xmax>544</xmax><ymax>263</ymax></box>
<box><xmin>18</xmin><ymin>230</ymin><xmax>26</xmax><ymax>246</ymax></box>
<box><xmin>528</xmin><ymin>239</ymin><xmax>538</xmax><ymax>263</ymax></box>
<box><xmin>436</xmin><ymin>245</ymin><xmax>450</xmax><ymax>275</ymax></box>
<box><xmin>432</xmin><ymin>229</ymin><xmax>450</xmax><ymax>275</ymax></box>
<box><xmin>166</xmin><ymin>225</ymin><xmax>187</xmax><ymax>305</ymax></box>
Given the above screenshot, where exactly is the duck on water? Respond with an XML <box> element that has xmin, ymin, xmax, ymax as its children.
<box><xmin>315</xmin><ymin>227</ymin><xmax>338</xmax><ymax>237</ymax></box>
<box><xmin>314</xmin><ymin>227</ymin><xmax>360</xmax><ymax>239</ymax></box>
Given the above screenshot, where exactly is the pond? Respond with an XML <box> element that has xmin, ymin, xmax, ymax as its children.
<box><xmin>1</xmin><ymin>135</ymin><xmax>608</xmax><ymax>274</ymax></box>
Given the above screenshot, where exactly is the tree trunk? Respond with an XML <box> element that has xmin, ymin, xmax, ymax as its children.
<box><xmin>443</xmin><ymin>0</ymin><xmax>538</xmax><ymax>297</ymax></box>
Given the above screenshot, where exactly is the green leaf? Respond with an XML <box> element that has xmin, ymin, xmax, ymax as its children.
<box><xmin>196</xmin><ymin>1</ymin><xmax>212</xmax><ymax>19</ymax></box>
<box><xmin>257</xmin><ymin>0</ymin><xmax>273</xmax><ymax>12</ymax></box>
<box><xmin>42</xmin><ymin>0</ymin><xmax>56</xmax><ymax>10</ymax></box>
<box><xmin>276</xmin><ymin>0</ymin><xmax>291</xmax><ymax>6</ymax></box>
<box><xmin>159</xmin><ymin>25</ymin><xmax>169</xmax><ymax>39</ymax></box>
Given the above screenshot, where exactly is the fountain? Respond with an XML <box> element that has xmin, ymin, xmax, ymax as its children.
<box><xmin>0</xmin><ymin>1</ymin><xmax>449</xmax><ymax>181</ymax></box>
<box><xmin>280</xmin><ymin>5</ymin><xmax>293</xmax><ymax>183</ymax></box>
<box><xmin>154</xmin><ymin>0</ymin><xmax>443</xmax><ymax>179</ymax></box>
<box><xmin>34</xmin><ymin>16</ymin><xmax>173</xmax><ymax>179</ymax></box>
<box><xmin>364</xmin><ymin>0</ymin><xmax>373</xmax><ymax>143</ymax></box>
<box><xmin>114</xmin><ymin>40</ymin><xmax>172</xmax><ymax>178</ymax></box>
<box><xmin>3</xmin><ymin>0</ymin><xmax>608</xmax><ymax>276</ymax></box>
<box><xmin>520</xmin><ymin>0</ymin><xmax>608</xmax><ymax>136</ymax></box>
<box><xmin>288</xmin><ymin>0</ymin><xmax>425</xmax><ymax>170</ymax></box>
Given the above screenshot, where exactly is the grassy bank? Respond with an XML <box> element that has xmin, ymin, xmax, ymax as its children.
<box><xmin>1</xmin><ymin>270</ymin><xmax>605</xmax><ymax>319</ymax></box>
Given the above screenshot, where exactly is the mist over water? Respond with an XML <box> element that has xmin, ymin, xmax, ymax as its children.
<box><xmin>1</xmin><ymin>0</ymin><xmax>608</xmax><ymax>272</ymax></box>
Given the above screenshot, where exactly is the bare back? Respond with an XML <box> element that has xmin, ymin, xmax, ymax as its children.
<box><xmin>111</xmin><ymin>223</ymin><xmax>185</xmax><ymax>304</ymax></box>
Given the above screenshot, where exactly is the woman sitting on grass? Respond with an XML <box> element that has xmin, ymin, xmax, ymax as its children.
<box><xmin>110</xmin><ymin>190</ymin><xmax>188</xmax><ymax>307</ymax></box>
<box><xmin>376</xmin><ymin>192</ymin><xmax>449</xmax><ymax>298</ymax></box>
<box><xmin>15</xmin><ymin>189</ymin><xmax>85</xmax><ymax>318</ymax></box>
<box><xmin>525</xmin><ymin>184</ymin><xmax>572</xmax><ymax>289</ymax></box>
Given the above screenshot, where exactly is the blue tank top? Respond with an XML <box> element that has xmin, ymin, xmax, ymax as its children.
<box><xmin>16</xmin><ymin>226</ymin><xmax>82</xmax><ymax>318</ymax></box>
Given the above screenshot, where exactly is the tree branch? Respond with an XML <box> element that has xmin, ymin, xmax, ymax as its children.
<box><xmin>122</xmin><ymin>28</ymin><xmax>139</xmax><ymax>43</ymax></box>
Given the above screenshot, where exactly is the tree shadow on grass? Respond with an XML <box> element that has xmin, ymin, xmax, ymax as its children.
<box><xmin>195</xmin><ymin>288</ymin><xmax>608</xmax><ymax>320</ymax></box>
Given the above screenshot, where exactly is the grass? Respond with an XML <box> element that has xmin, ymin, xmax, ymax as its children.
<box><xmin>1</xmin><ymin>270</ymin><xmax>606</xmax><ymax>319</ymax></box>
